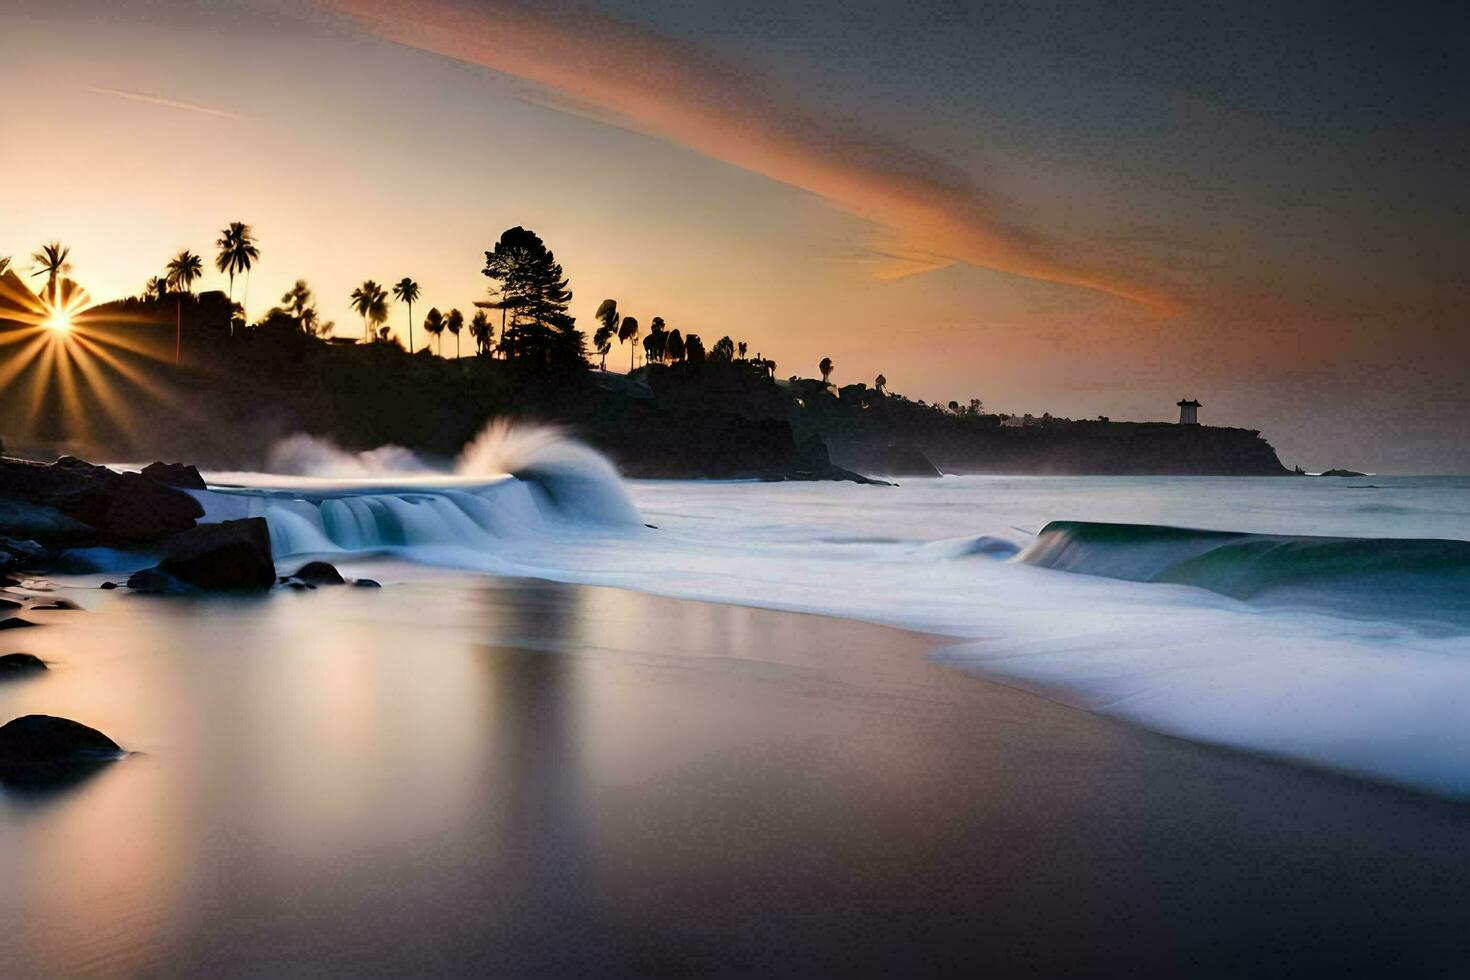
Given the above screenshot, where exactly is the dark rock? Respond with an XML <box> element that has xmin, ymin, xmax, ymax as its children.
<box><xmin>352</xmin><ymin>578</ymin><xmax>382</xmax><ymax>588</ymax></box>
<box><xmin>127</xmin><ymin>518</ymin><xmax>275</xmax><ymax>593</ymax></box>
<box><xmin>0</xmin><ymin>499</ymin><xmax>94</xmax><ymax>544</ymax></box>
<box><xmin>29</xmin><ymin>598</ymin><xmax>78</xmax><ymax>610</ymax></box>
<box><xmin>0</xmin><ymin>653</ymin><xmax>46</xmax><ymax>675</ymax></box>
<box><xmin>99</xmin><ymin>581</ymin><xmax>118</xmax><ymax>590</ymax></box>
<box><xmin>1320</xmin><ymin>468</ymin><xmax>1368</xmax><ymax>478</ymax></box>
<box><xmin>0</xmin><ymin>456</ymin><xmax>203</xmax><ymax>547</ymax></box>
<box><xmin>0</xmin><ymin>535</ymin><xmax>54</xmax><ymax>572</ymax></box>
<box><xmin>0</xmin><ymin>598</ymin><xmax>19</xmax><ymax>610</ymax></box>
<box><xmin>290</xmin><ymin>560</ymin><xmax>345</xmax><ymax>585</ymax></box>
<box><xmin>286</xmin><ymin>581</ymin><xmax>315</xmax><ymax>591</ymax></box>
<box><xmin>140</xmin><ymin>461</ymin><xmax>208</xmax><ymax>490</ymax></box>
<box><xmin>0</xmin><ymin>617</ymin><xmax>38</xmax><ymax>631</ymax></box>
<box><xmin>0</xmin><ymin>714</ymin><xmax>123</xmax><ymax>785</ymax></box>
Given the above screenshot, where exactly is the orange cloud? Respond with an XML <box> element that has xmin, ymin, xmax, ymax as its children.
<box><xmin>323</xmin><ymin>0</ymin><xmax>1175</xmax><ymax>309</ymax></box>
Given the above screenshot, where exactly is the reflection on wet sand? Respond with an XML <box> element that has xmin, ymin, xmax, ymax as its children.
<box><xmin>3</xmin><ymin>574</ymin><xmax>1470</xmax><ymax>974</ymax></box>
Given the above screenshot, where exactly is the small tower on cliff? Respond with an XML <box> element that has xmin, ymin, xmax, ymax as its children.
<box><xmin>1176</xmin><ymin>398</ymin><xmax>1201</xmax><ymax>425</ymax></box>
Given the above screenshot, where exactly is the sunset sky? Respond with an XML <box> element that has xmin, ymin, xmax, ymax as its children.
<box><xmin>2</xmin><ymin>0</ymin><xmax>1466</xmax><ymax>471</ymax></box>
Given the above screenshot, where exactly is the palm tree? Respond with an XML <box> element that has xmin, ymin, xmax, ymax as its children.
<box><xmin>30</xmin><ymin>242</ymin><xmax>72</xmax><ymax>304</ymax></box>
<box><xmin>142</xmin><ymin>276</ymin><xmax>166</xmax><ymax>301</ymax></box>
<box><xmin>215</xmin><ymin>222</ymin><xmax>259</xmax><ymax>329</ymax></box>
<box><xmin>647</xmin><ymin>316</ymin><xmax>667</xmax><ymax>364</ymax></box>
<box><xmin>166</xmin><ymin>250</ymin><xmax>203</xmax><ymax>294</ymax></box>
<box><xmin>618</xmin><ymin>315</ymin><xmax>640</xmax><ymax>372</ymax></box>
<box><xmin>392</xmin><ymin>278</ymin><xmax>421</xmax><ymax>351</ymax></box>
<box><xmin>592</xmin><ymin>299</ymin><xmax>619</xmax><ymax>370</ymax></box>
<box><xmin>819</xmin><ymin>357</ymin><xmax>834</xmax><ymax>384</ymax></box>
<box><xmin>281</xmin><ymin>280</ymin><xmax>314</xmax><ymax>332</ymax></box>
<box><xmin>350</xmin><ymin>280</ymin><xmax>388</xmax><ymax>342</ymax></box>
<box><xmin>469</xmin><ymin>310</ymin><xmax>492</xmax><ymax>356</ymax></box>
<box><xmin>874</xmin><ymin>374</ymin><xmax>887</xmax><ymax>394</ymax></box>
<box><xmin>737</xmin><ymin>341</ymin><xmax>748</xmax><ymax>360</ymax></box>
<box><xmin>423</xmin><ymin>307</ymin><xmax>444</xmax><ymax>353</ymax></box>
<box><xmin>445</xmin><ymin>308</ymin><xmax>464</xmax><ymax>358</ymax></box>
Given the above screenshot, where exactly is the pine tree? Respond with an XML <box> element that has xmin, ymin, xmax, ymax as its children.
<box><xmin>481</xmin><ymin>227</ymin><xmax>584</xmax><ymax>368</ymax></box>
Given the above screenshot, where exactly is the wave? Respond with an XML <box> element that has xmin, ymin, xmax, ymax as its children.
<box><xmin>1019</xmin><ymin>520</ymin><xmax>1470</xmax><ymax>628</ymax></box>
<box><xmin>199</xmin><ymin>422</ymin><xmax>641</xmax><ymax>558</ymax></box>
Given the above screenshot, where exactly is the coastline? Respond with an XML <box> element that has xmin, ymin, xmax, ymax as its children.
<box><xmin>4</xmin><ymin>567</ymin><xmax>1470</xmax><ymax>974</ymax></box>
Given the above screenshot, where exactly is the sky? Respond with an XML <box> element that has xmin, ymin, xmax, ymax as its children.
<box><xmin>1</xmin><ymin>0</ymin><xmax>1466</xmax><ymax>471</ymax></box>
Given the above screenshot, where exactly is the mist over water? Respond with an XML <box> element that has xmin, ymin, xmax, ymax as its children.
<box><xmin>191</xmin><ymin>430</ymin><xmax>1470</xmax><ymax>797</ymax></box>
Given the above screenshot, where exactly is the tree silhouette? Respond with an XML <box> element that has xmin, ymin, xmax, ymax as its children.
<box><xmin>646</xmin><ymin>316</ymin><xmax>667</xmax><ymax>364</ymax></box>
<box><xmin>392</xmin><ymin>278</ymin><xmax>421</xmax><ymax>351</ymax></box>
<box><xmin>166</xmin><ymin>250</ymin><xmax>203</xmax><ymax>294</ymax></box>
<box><xmin>711</xmin><ymin>336</ymin><xmax>734</xmax><ymax>362</ymax></box>
<box><xmin>592</xmin><ymin>298</ymin><xmax>620</xmax><ymax>370</ymax></box>
<box><xmin>481</xmin><ymin>226</ymin><xmax>583</xmax><ymax>367</ymax></box>
<box><xmin>30</xmin><ymin>242</ymin><xmax>72</xmax><ymax>305</ymax></box>
<box><xmin>737</xmin><ymin>341</ymin><xmax>748</xmax><ymax>360</ymax></box>
<box><xmin>819</xmin><ymin>357</ymin><xmax>834</xmax><ymax>384</ymax></box>
<box><xmin>470</xmin><ymin>310</ymin><xmax>492</xmax><ymax>355</ymax></box>
<box><xmin>618</xmin><ymin>315</ymin><xmax>640</xmax><ymax>371</ymax></box>
<box><xmin>874</xmin><ymin>374</ymin><xmax>886</xmax><ymax>394</ymax></box>
<box><xmin>215</xmin><ymin>222</ymin><xmax>259</xmax><ymax>323</ymax></box>
<box><xmin>684</xmin><ymin>333</ymin><xmax>706</xmax><ymax>365</ymax></box>
<box><xmin>423</xmin><ymin>307</ymin><xmax>445</xmax><ymax>353</ymax></box>
<box><xmin>142</xmin><ymin>276</ymin><xmax>166</xmax><ymax>301</ymax></box>
<box><xmin>666</xmin><ymin>329</ymin><xmax>685</xmax><ymax>363</ymax></box>
<box><xmin>445</xmin><ymin>307</ymin><xmax>464</xmax><ymax>358</ymax></box>
<box><xmin>350</xmin><ymin>280</ymin><xmax>388</xmax><ymax>342</ymax></box>
<box><xmin>280</xmin><ymin>280</ymin><xmax>316</xmax><ymax>334</ymax></box>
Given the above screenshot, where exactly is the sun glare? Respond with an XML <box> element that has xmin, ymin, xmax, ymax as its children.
<box><xmin>43</xmin><ymin>310</ymin><xmax>73</xmax><ymax>333</ymax></box>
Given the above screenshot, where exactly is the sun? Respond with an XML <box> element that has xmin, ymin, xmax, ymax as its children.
<box><xmin>43</xmin><ymin>310</ymin><xmax>73</xmax><ymax>333</ymax></box>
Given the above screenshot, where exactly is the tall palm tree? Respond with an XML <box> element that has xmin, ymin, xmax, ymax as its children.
<box><xmin>215</xmin><ymin>222</ymin><xmax>260</xmax><ymax>328</ymax></box>
<box><xmin>350</xmin><ymin>280</ymin><xmax>388</xmax><ymax>342</ymax></box>
<box><xmin>143</xmin><ymin>276</ymin><xmax>166</xmax><ymax>301</ymax></box>
<box><xmin>423</xmin><ymin>307</ymin><xmax>444</xmax><ymax>353</ymax></box>
<box><xmin>737</xmin><ymin>341</ymin><xmax>748</xmax><ymax>361</ymax></box>
<box><xmin>444</xmin><ymin>308</ymin><xmax>464</xmax><ymax>358</ymax></box>
<box><xmin>874</xmin><ymin>374</ymin><xmax>886</xmax><ymax>394</ymax></box>
<box><xmin>30</xmin><ymin>242</ymin><xmax>72</xmax><ymax>304</ymax></box>
<box><xmin>592</xmin><ymin>299</ymin><xmax>620</xmax><ymax>370</ymax></box>
<box><xmin>166</xmin><ymin>250</ymin><xmax>203</xmax><ymax>294</ymax></box>
<box><xmin>819</xmin><ymin>357</ymin><xmax>834</xmax><ymax>384</ymax></box>
<box><xmin>469</xmin><ymin>310</ymin><xmax>492</xmax><ymax>356</ymax></box>
<box><xmin>392</xmin><ymin>278</ymin><xmax>421</xmax><ymax>351</ymax></box>
<box><xmin>618</xmin><ymin>315</ymin><xmax>640</xmax><ymax>372</ymax></box>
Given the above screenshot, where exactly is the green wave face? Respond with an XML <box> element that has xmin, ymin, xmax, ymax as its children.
<box><xmin>1020</xmin><ymin>521</ymin><xmax>1470</xmax><ymax>629</ymax></box>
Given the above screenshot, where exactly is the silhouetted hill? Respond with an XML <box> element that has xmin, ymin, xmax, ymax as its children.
<box><xmin>0</xmin><ymin>297</ymin><xmax>1290</xmax><ymax>477</ymax></box>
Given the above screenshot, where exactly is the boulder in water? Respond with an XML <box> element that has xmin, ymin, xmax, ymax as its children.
<box><xmin>127</xmin><ymin>518</ymin><xmax>275</xmax><ymax>593</ymax></box>
<box><xmin>290</xmin><ymin>561</ymin><xmax>345</xmax><ymax>586</ymax></box>
<box><xmin>0</xmin><ymin>598</ymin><xmax>19</xmax><ymax>610</ymax></box>
<box><xmin>0</xmin><ymin>653</ymin><xmax>46</xmax><ymax>676</ymax></box>
<box><xmin>352</xmin><ymin>578</ymin><xmax>382</xmax><ymax>588</ymax></box>
<box><xmin>140</xmin><ymin>461</ymin><xmax>208</xmax><ymax>490</ymax></box>
<box><xmin>0</xmin><ymin>455</ymin><xmax>203</xmax><ymax>547</ymax></box>
<box><xmin>0</xmin><ymin>714</ymin><xmax>122</xmax><ymax>785</ymax></box>
<box><xmin>0</xmin><ymin>617</ymin><xmax>38</xmax><ymax>631</ymax></box>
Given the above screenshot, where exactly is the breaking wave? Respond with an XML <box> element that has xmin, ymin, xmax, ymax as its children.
<box><xmin>198</xmin><ymin>422</ymin><xmax>640</xmax><ymax>558</ymax></box>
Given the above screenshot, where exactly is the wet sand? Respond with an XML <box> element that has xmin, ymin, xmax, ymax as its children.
<box><xmin>2</xmin><ymin>570</ymin><xmax>1470</xmax><ymax>975</ymax></box>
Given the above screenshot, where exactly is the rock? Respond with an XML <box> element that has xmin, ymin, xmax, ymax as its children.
<box><xmin>1319</xmin><ymin>468</ymin><xmax>1367</xmax><ymax>478</ymax></box>
<box><xmin>0</xmin><ymin>499</ymin><xmax>95</xmax><ymax>544</ymax></box>
<box><xmin>0</xmin><ymin>653</ymin><xmax>46</xmax><ymax>675</ymax></box>
<box><xmin>858</xmin><ymin>444</ymin><xmax>942</xmax><ymax>478</ymax></box>
<box><xmin>0</xmin><ymin>536</ymin><xmax>54</xmax><ymax>573</ymax></box>
<box><xmin>0</xmin><ymin>714</ymin><xmax>123</xmax><ymax>785</ymax></box>
<box><xmin>0</xmin><ymin>456</ymin><xmax>203</xmax><ymax>547</ymax></box>
<box><xmin>99</xmin><ymin>581</ymin><xmax>118</xmax><ymax>590</ymax></box>
<box><xmin>0</xmin><ymin>598</ymin><xmax>19</xmax><ymax>610</ymax></box>
<box><xmin>127</xmin><ymin>518</ymin><xmax>275</xmax><ymax>593</ymax></box>
<box><xmin>286</xmin><ymin>581</ymin><xmax>315</xmax><ymax>591</ymax></box>
<box><xmin>290</xmin><ymin>560</ymin><xmax>345</xmax><ymax>585</ymax></box>
<box><xmin>352</xmin><ymin>578</ymin><xmax>382</xmax><ymax>588</ymax></box>
<box><xmin>29</xmin><ymin>598</ymin><xmax>78</xmax><ymax>610</ymax></box>
<box><xmin>140</xmin><ymin>461</ymin><xmax>208</xmax><ymax>490</ymax></box>
<box><xmin>0</xmin><ymin>617</ymin><xmax>38</xmax><ymax>631</ymax></box>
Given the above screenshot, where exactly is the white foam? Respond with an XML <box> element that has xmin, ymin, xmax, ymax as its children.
<box><xmin>195</xmin><ymin>438</ymin><xmax>1470</xmax><ymax>798</ymax></box>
